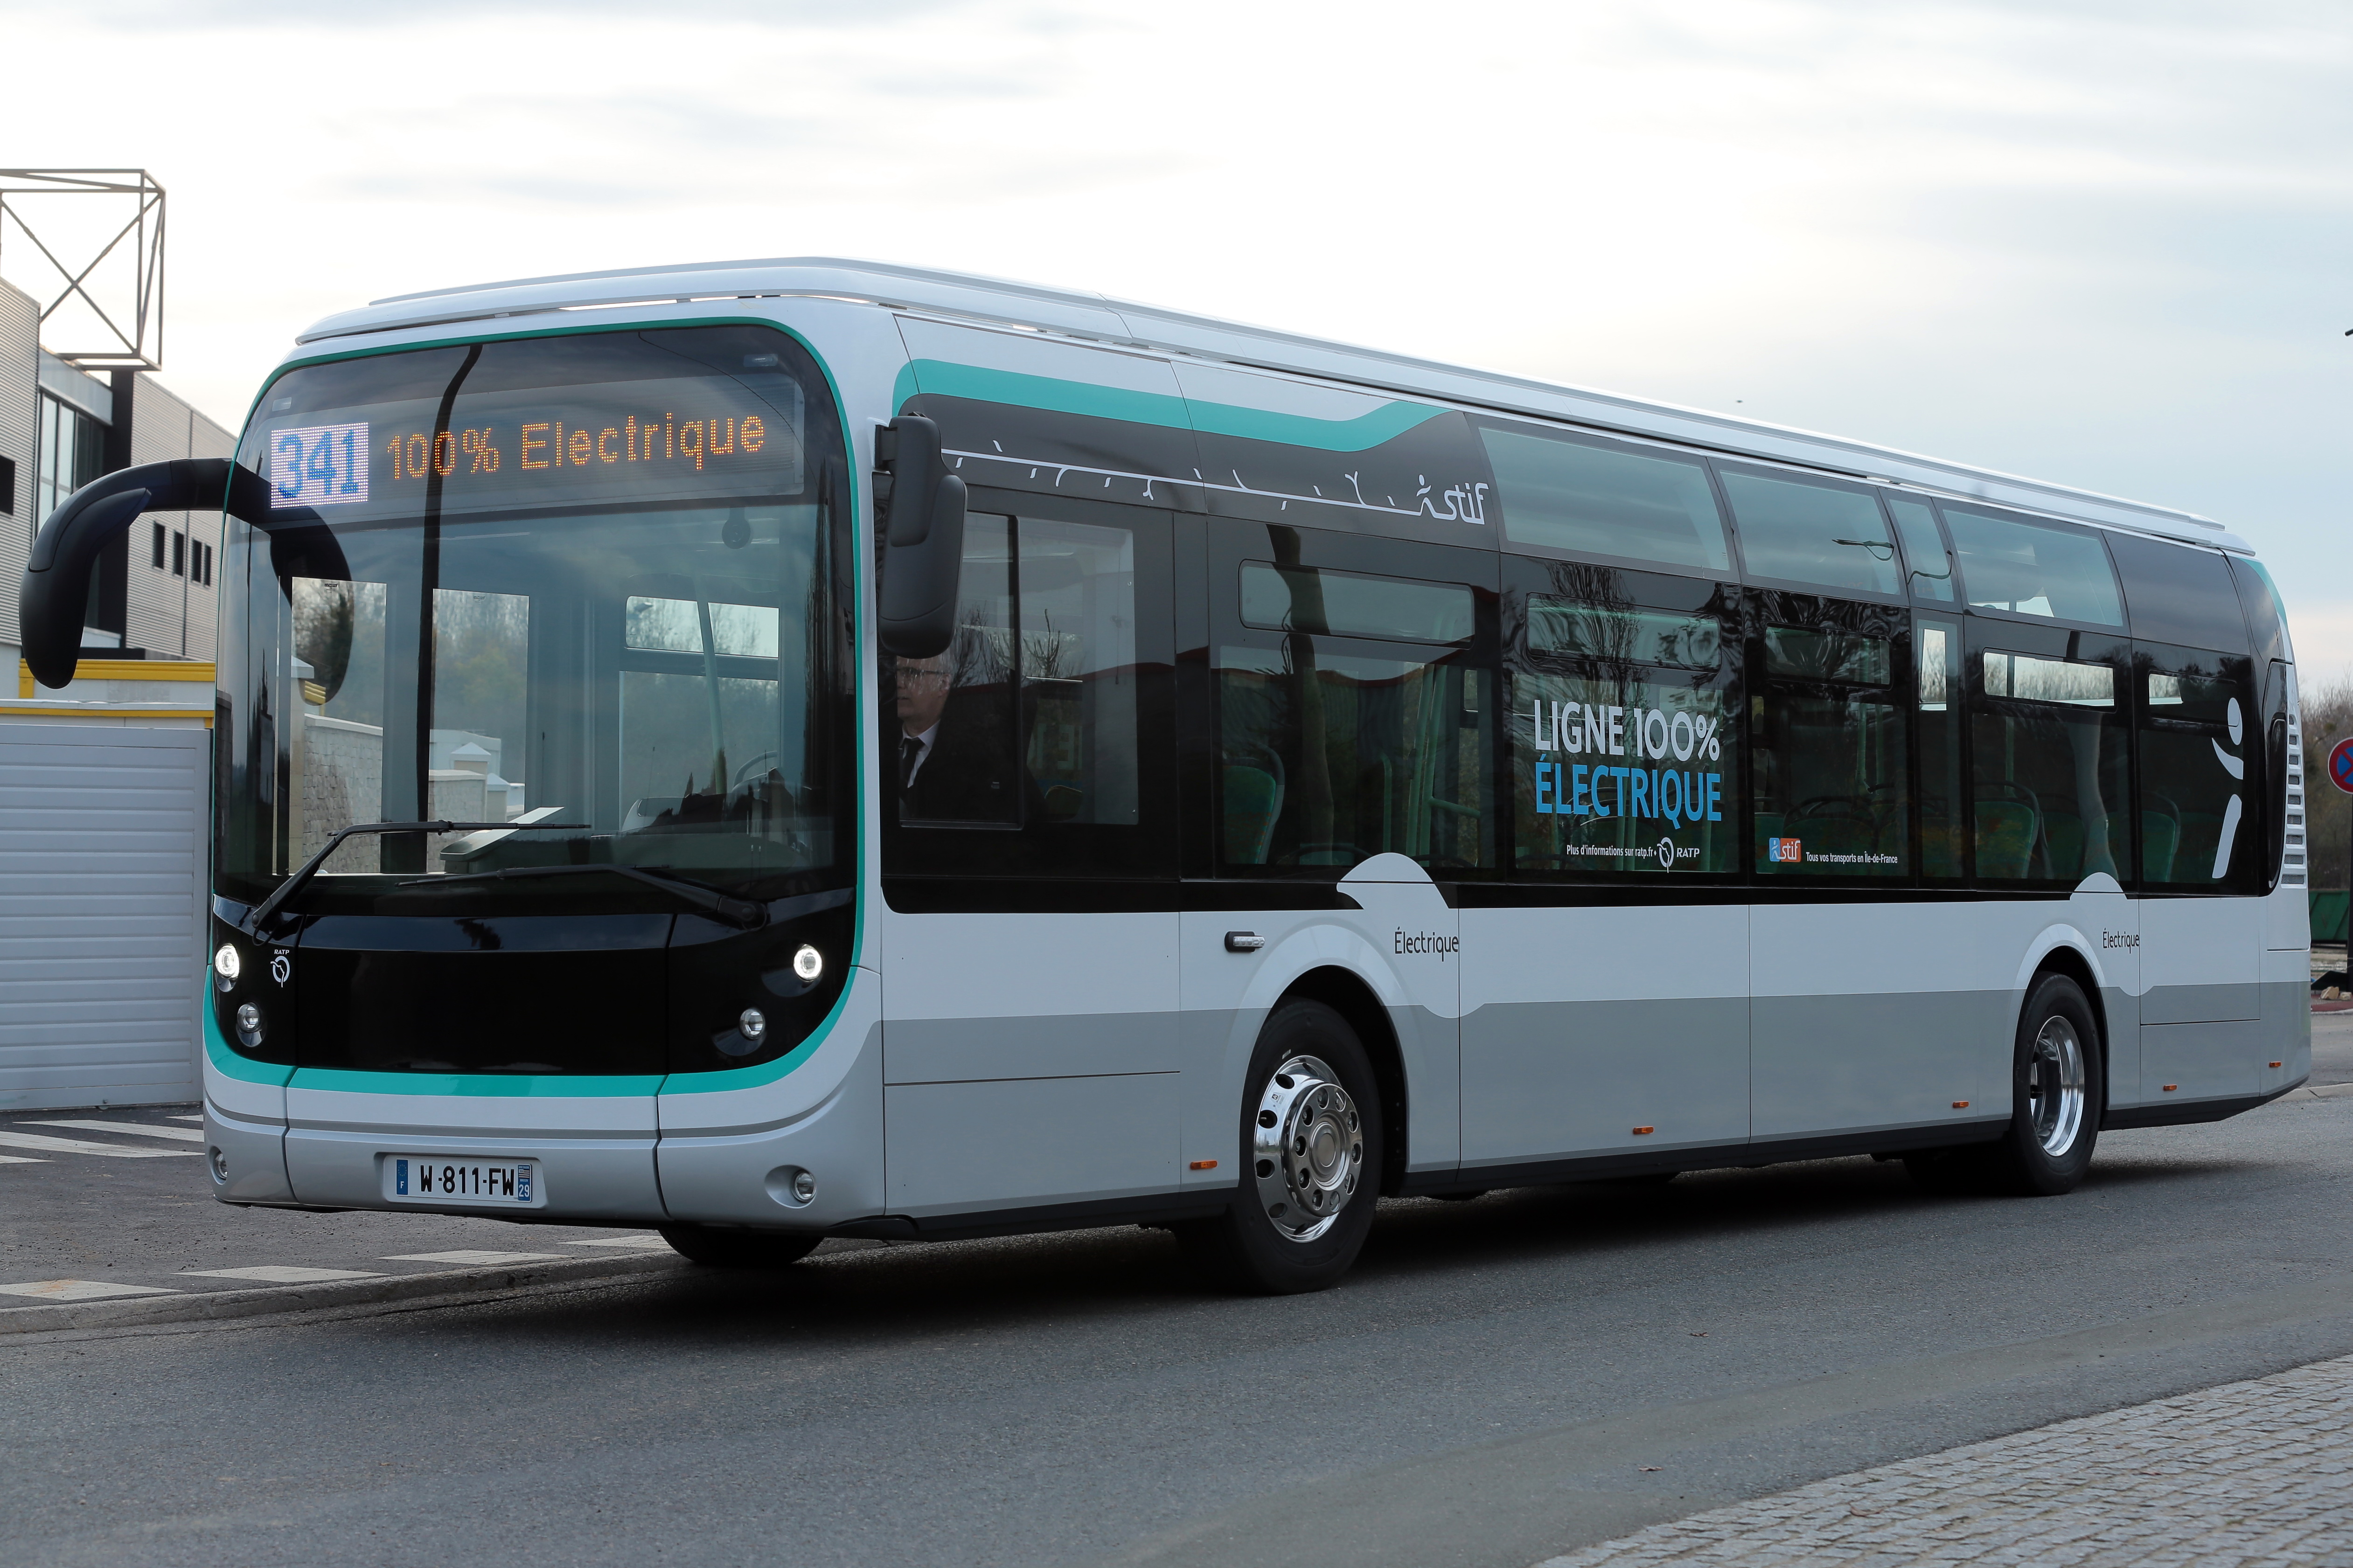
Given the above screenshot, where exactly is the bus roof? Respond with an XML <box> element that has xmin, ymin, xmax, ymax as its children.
<box><xmin>296</xmin><ymin>257</ymin><xmax>2244</xmax><ymax>552</ymax></box>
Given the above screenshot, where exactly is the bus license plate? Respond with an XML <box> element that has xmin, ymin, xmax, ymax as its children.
<box><xmin>383</xmin><ymin>1156</ymin><xmax>541</xmax><ymax>1207</ymax></box>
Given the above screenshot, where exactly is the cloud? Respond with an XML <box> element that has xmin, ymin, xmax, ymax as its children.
<box><xmin>0</xmin><ymin>0</ymin><xmax>965</xmax><ymax>23</ymax></box>
<box><xmin>6</xmin><ymin>0</ymin><xmax>2346</xmax><ymax>664</ymax></box>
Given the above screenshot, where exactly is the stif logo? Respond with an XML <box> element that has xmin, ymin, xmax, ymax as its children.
<box><xmin>1767</xmin><ymin>838</ymin><xmax>1803</xmax><ymax>864</ymax></box>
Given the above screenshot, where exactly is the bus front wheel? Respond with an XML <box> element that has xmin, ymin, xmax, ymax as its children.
<box><xmin>1176</xmin><ymin>999</ymin><xmax>1383</xmax><ymax>1295</ymax></box>
<box><xmin>658</xmin><ymin>1224</ymin><xmax>821</xmax><ymax>1269</ymax></box>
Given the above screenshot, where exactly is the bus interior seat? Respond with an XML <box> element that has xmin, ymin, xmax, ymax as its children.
<box><xmin>1975</xmin><ymin>783</ymin><xmax>2042</xmax><ymax>880</ymax></box>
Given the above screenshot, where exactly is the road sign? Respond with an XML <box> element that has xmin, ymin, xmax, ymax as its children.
<box><xmin>2331</xmin><ymin>736</ymin><xmax>2353</xmax><ymax>796</ymax></box>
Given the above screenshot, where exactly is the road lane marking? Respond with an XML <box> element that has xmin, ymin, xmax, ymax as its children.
<box><xmin>168</xmin><ymin>1115</ymin><xmax>203</xmax><ymax>1122</ymax></box>
<box><xmin>383</xmin><ymin>1250</ymin><xmax>566</xmax><ymax>1266</ymax></box>
<box><xmin>0</xmin><ymin>1155</ymin><xmax>45</xmax><ymax>1165</ymax></box>
<box><xmin>567</xmin><ymin>1236</ymin><xmax>672</xmax><ymax>1250</ymax></box>
<box><xmin>179</xmin><ymin>1266</ymin><xmax>385</xmax><ymax>1284</ymax></box>
<box><xmin>26</xmin><ymin>1119</ymin><xmax>208</xmax><ymax>1143</ymax></box>
<box><xmin>0</xmin><ymin>1279</ymin><xmax>181</xmax><ymax>1302</ymax></box>
<box><xmin>0</xmin><ymin>1130</ymin><xmax>202</xmax><ymax>1159</ymax></box>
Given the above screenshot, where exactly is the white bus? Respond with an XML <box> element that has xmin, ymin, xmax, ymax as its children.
<box><xmin>19</xmin><ymin>259</ymin><xmax>2311</xmax><ymax>1293</ymax></box>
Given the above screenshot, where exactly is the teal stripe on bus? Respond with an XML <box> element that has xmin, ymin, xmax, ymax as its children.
<box><xmin>287</xmin><ymin>1066</ymin><xmax>666</xmax><ymax>1098</ymax></box>
<box><xmin>896</xmin><ymin>360</ymin><xmax>1446</xmax><ymax>452</ymax></box>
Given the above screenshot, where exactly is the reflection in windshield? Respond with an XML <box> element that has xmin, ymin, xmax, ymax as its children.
<box><xmin>235</xmin><ymin>504</ymin><xmax>837</xmax><ymax>900</ymax></box>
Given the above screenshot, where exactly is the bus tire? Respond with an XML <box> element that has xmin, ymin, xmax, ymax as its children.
<box><xmin>1905</xmin><ymin>974</ymin><xmax>2101</xmax><ymax>1198</ymax></box>
<box><xmin>1980</xmin><ymin>972</ymin><xmax>2102</xmax><ymax>1196</ymax></box>
<box><xmin>1177</xmin><ymin>999</ymin><xmax>1382</xmax><ymax>1295</ymax></box>
<box><xmin>658</xmin><ymin>1224</ymin><xmax>822</xmax><ymax>1269</ymax></box>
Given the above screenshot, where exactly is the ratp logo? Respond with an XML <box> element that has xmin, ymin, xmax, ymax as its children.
<box><xmin>270</xmin><ymin>952</ymin><xmax>292</xmax><ymax>986</ymax></box>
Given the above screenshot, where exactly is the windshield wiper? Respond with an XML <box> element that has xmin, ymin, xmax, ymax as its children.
<box><xmin>247</xmin><ymin>819</ymin><xmax>587</xmax><ymax>934</ymax></box>
<box><xmin>399</xmin><ymin>862</ymin><xmax>768</xmax><ymax>930</ymax></box>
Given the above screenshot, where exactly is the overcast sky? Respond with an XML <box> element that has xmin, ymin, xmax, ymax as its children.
<box><xmin>5</xmin><ymin>0</ymin><xmax>2347</xmax><ymax>673</ymax></box>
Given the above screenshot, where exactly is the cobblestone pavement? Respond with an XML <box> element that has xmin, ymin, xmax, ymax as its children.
<box><xmin>1539</xmin><ymin>1352</ymin><xmax>2353</xmax><ymax>1567</ymax></box>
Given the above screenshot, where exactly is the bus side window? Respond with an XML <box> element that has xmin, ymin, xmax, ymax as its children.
<box><xmin>2105</xmin><ymin>536</ymin><xmax>2260</xmax><ymax>895</ymax></box>
<box><xmin>1750</xmin><ymin>616</ymin><xmax>1907</xmax><ymax>879</ymax></box>
<box><xmin>1915</xmin><ymin>615</ymin><xmax>1965</xmax><ymax>878</ymax></box>
<box><xmin>1214</xmin><ymin>526</ymin><xmax>1493</xmax><ymax>875</ymax></box>
<box><xmin>2135</xmin><ymin>647</ymin><xmax>2260</xmax><ymax>891</ymax></box>
<box><xmin>1970</xmin><ymin>643</ymin><xmax>2129</xmax><ymax>884</ymax></box>
<box><xmin>1504</xmin><ymin>557</ymin><xmax>1737</xmax><ymax>881</ymax></box>
<box><xmin>884</xmin><ymin>502</ymin><xmax>1173</xmax><ymax>882</ymax></box>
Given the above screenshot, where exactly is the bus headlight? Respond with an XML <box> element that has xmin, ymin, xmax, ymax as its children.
<box><xmin>792</xmin><ymin>944</ymin><xmax>823</xmax><ymax>982</ymax></box>
<box><xmin>214</xmin><ymin>944</ymin><xmax>241</xmax><ymax>986</ymax></box>
<box><xmin>235</xmin><ymin>1003</ymin><xmax>263</xmax><ymax>1044</ymax></box>
<box><xmin>738</xmin><ymin>1008</ymin><xmax>766</xmax><ymax>1042</ymax></box>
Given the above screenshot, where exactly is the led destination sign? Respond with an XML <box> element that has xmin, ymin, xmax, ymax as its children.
<box><xmin>254</xmin><ymin>367</ymin><xmax>807</xmax><ymax>521</ymax></box>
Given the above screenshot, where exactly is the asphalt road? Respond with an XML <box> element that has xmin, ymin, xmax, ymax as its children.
<box><xmin>7</xmin><ymin>1077</ymin><xmax>2353</xmax><ymax>1568</ymax></box>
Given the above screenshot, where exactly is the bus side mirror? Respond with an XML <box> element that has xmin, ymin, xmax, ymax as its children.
<box><xmin>16</xmin><ymin>458</ymin><xmax>346</xmax><ymax>689</ymax></box>
<box><xmin>874</xmin><ymin>416</ymin><xmax>966</xmax><ymax>659</ymax></box>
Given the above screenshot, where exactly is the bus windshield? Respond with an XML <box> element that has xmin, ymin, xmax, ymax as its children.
<box><xmin>214</xmin><ymin>325</ymin><xmax>851</xmax><ymax>913</ymax></box>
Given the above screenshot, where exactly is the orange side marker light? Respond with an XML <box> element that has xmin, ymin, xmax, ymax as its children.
<box><xmin>1631</xmin><ymin>1126</ymin><xmax>1655</xmax><ymax>1136</ymax></box>
<box><xmin>2270</xmin><ymin>1062</ymin><xmax>2284</xmax><ymax>1069</ymax></box>
<box><xmin>1189</xmin><ymin>1159</ymin><xmax>1218</xmax><ymax>1171</ymax></box>
<box><xmin>1952</xmin><ymin>1101</ymin><xmax>1970</xmax><ymax>1109</ymax></box>
<box><xmin>2162</xmin><ymin>1084</ymin><xmax>2179</xmax><ymax>1092</ymax></box>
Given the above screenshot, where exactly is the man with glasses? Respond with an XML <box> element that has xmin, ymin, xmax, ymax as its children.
<box><xmin>893</xmin><ymin>651</ymin><xmax>1029</xmax><ymax>824</ymax></box>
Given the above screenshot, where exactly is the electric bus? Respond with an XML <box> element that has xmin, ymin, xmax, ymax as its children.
<box><xmin>17</xmin><ymin>258</ymin><xmax>2311</xmax><ymax>1293</ymax></box>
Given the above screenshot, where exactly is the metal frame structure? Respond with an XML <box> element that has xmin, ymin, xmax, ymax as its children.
<box><xmin>0</xmin><ymin>169</ymin><xmax>166</xmax><ymax>370</ymax></box>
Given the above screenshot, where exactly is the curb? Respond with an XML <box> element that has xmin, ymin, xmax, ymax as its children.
<box><xmin>0</xmin><ymin>1250</ymin><xmax>687</xmax><ymax>1338</ymax></box>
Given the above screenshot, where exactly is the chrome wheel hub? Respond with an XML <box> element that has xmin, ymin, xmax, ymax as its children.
<box><xmin>1253</xmin><ymin>1054</ymin><xmax>1363</xmax><ymax>1243</ymax></box>
<box><xmin>2027</xmin><ymin>1015</ymin><xmax>2086</xmax><ymax>1157</ymax></box>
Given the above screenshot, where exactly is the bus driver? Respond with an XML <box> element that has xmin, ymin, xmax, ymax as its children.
<box><xmin>893</xmin><ymin>652</ymin><xmax>1028</xmax><ymax>823</ymax></box>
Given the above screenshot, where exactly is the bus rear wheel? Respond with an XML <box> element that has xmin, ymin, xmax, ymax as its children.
<box><xmin>658</xmin><ymin>1224</ymin><xmax>821</xmax><ymax>1269</ymax></box>
<box><xmin>1176</xmin><ymin>999</ymin><xmax>1382</xmax><ymax>1295</ymax></box>
<box><xmin>1905</xmin><ymin>972</ymin><xmax>2101</xmax><ymax>1198</ymax></box>
<box><xmin>1982</xmin><ymin>972</ymin><xmax>2102</xmax><ymax>1195</ymax></box>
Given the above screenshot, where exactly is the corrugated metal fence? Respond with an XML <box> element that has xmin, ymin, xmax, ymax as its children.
<box><xmin>0</xmin><ymin>723</ymin><xmax>206</xmax><ymax>1109</ymax></box>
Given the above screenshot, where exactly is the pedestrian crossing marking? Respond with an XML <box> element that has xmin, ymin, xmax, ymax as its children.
<box><xmin>180</xmin><ymin>1266</ymin><xmax>384</xmax><ymax>1284</ymax></box>
<box><xmin>27</xmin><ymin>1119</ymin><xmax>208</xmax><ymax>1143</ymax></box>
<box><xmin>383</xmin><ymin>1250</ymin><xmax>566</xmax><ymax>1266</ymax></box>
<box><xmin>0</xmin><ymin>1279</ymin><xmax>181</xmax><ymax>1301</ymax></box>
<box><xmin>0</xmin><ymin>1130</ymin><xmax>201</xmax><ymax>1159</ymax></box>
